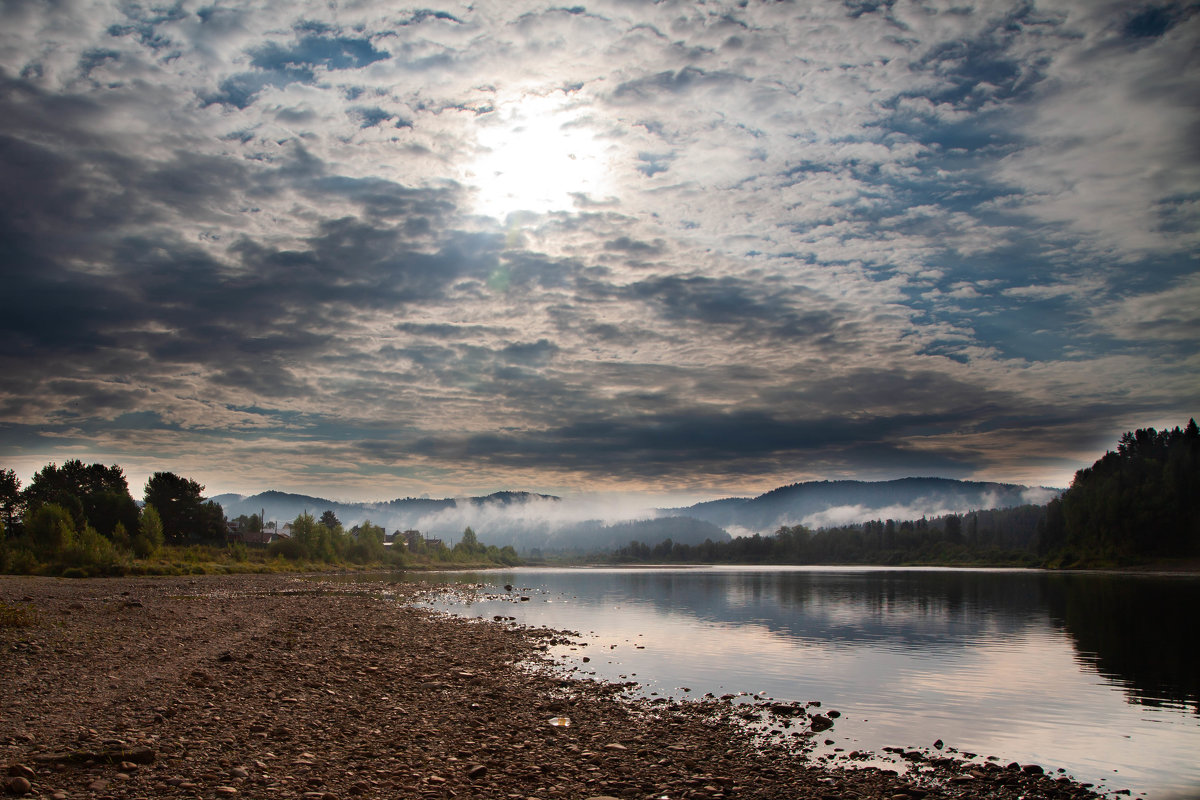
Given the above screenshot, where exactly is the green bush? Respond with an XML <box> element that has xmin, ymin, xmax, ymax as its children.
<box><xmin>268</xmin><ymin>536</ymin><xmax>305</xmax><ymax>561</ymax></box>
<box><xmin>0</xmin><ymin>599</ymin><xmax>37</xmax><ymax>627</ymax></box>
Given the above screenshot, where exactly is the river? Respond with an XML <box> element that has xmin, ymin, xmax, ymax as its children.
<box><xmin>367</xmin><ymin>566</ymin><xmax>1199</xmax><ymax>798</ymax></box>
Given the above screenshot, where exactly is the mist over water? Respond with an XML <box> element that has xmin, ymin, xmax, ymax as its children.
<box><xmin>389</xmin><ymin>567</ymin><xmax>1200</xmax><ymax>799</ymax></box>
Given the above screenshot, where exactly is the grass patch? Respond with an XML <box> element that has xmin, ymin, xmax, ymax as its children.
<box><xmin>0</xmin><ymin>599</ymin><xmax>37</xmax><ymax>628</ymax></box>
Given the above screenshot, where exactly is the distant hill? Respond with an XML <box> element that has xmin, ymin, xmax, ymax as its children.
<box><xmin>211</xmin><ymin>491</ymin><xmax>557</xmax><ymax>529</ymax></box>
<box><xmin>667</xmin><ymin>478</ymin><xmax>1061</xmax><ymax>534</ymax></box>
<box><xmin>211</xmin><ymin>477</ymin><xmax>1059</xmax><ymax>553</ymax></box>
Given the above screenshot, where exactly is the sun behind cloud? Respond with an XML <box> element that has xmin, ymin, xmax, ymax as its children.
<box><xmin>467</xmin><ymin>91</ymin><xmax>614</xmax><ymax>219</ymax></box>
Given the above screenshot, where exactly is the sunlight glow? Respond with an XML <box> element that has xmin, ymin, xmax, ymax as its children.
<box><xmin>467</xmin><ymin>92</ymin><xmax>612</xmax><ymax>219</ymax></box>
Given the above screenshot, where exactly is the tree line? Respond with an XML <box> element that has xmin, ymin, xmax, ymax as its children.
<box><xmin>1039</xmin><ymin>419</ymin><xmax>1200</xmax><ymax>563</ymax></box>
<box><xmin>611</xmin><ymin>420</ymin><xmax>1199</xmax><ymax>568</ymax></box>
<box><xmin>611</xmin><ymin>504</ymin><xmax>1047</xmax><ymax>566</ymax></box>
<box><xmin>0</xmin><ymin>460</ymin><xmax>518</xmax><ymax>575</ymax></box>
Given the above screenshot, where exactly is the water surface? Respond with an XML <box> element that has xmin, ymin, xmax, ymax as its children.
<box><xmin>372</xmin><ymin>566</ymin><xmax>1200</xmax><ymax>798</ymax></box>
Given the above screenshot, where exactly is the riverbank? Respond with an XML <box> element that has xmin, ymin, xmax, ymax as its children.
<box><xmin>2</xmin><ymin>574</ymin><xmax>1104</xmax><ymax>800</ymax></box>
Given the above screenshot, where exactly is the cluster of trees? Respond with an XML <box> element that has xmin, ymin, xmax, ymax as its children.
<box><xmin>1040</xmin><ymin>420</ymin><xmax>1199</xmax><ymax>562</ymax></box>
<box><xmin>614</xmin><ymin>420</ymin><xmax>1198</xmax><ymax>568</ymax></box>
<box><xmin>263</xmin><ymin>513</ymin><xmax>395</xmax><ymax>565</ymax></box>
<box><xmin>612</xmin><ymin>504</ymin><xmax>1046</xmax><ymax>566</ymax></box>
<box><xmin>0</xmin><ymin>461</ymin><xmax>181</xmax><ymax>574</ymax></box>
<box><xmin>1</xmin><ymin>460</ymin><xmax>520</xmax><ymax>574</ymax></box>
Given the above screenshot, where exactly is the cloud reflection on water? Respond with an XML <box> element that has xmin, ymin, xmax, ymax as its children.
<box><xmin>408</xmin><ymin>566</ymin><xmax>1200</xmax><ymax>797</ymax></box>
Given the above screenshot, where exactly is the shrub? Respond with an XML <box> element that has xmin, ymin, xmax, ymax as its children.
<box><xmin>0</xmin><ymin>600</ymin><xmax>36</xmax><ymax>627</ymax></box>
<box><xmin>268</xmin><ymin>537</ymin><xmax>305</xmax><ymax>561</ymax></box>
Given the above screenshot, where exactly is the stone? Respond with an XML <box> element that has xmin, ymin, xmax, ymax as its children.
<box><xmin>809</xmin><ymin>715</ymin><xmax>834</xmax><ymax>732</ymax></box>
<box><xmin>466</xmin><ymin>764</ymin><xmax>488</xmax><ymax>779</ymax></box>
<box><xmin>5</xmin><ymin>776</ymin><xmax>32</xmax><ymax>796</ymax></box>
<box><xmin>1021</xmin><ymin>764</ymin><xmax>1045</xmax><ymax>775</ymax></box>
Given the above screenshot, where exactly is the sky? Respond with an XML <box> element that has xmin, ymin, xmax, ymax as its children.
<box><xmin>0</xmin><ymin>0</ymin><xmax>1197</xmax><ymax>504</ymax></box>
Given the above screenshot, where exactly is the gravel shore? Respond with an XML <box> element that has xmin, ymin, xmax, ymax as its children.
<box><xmin>2</xmin><ymin>574</ymin><xmax>1105</xmax><ymax>800</ymax></box>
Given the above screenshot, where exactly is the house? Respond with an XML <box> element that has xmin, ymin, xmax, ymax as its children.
<box><xmin>227</xmin><ymin>520</ymin><xmax>272</xmax><ymax>545</ymax></box>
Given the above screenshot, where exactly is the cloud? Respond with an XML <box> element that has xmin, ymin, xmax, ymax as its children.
<box><xmin>1096</xmin><ymin>273</ymin><xmax>1200</xmax><ymax>343</ymax></box>
<box><xmin>0</xmin><ymin>0</ymin><xmax>1195</xmax><ymax>501</ymax></box>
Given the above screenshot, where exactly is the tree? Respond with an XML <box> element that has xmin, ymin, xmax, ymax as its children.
<box><xmin>234</xmin><ymin>513</ymin><xmax>263</xmax><ymax>535</ymax></box>
<box><xmin>198</xmin><ymin>500</ymin><xmax>228</xmax><ymax>541</ymax></box>
<box><xmin>453</xmin><ymin>526</ymin><xmax>484</xmax><ymax>559</ymax></box>
<box><xmin>0</xmin><ymin>468</ymin><xmax>21</xmax><ymax>535</ymax></box>
<box><xmin>319</xmin><ymin>510</ymin><xmax>341</xmax><ymax>530</ymax></box>
<box><xmin>1051</xmin><ymin>420</ymin><xmax>1200</xmax><ymax>560</ymax></box>
<box><xmin>26</xmin><ymin>503</ymin><xmax>77</xmax><ymax>557</ymax></box>
<box><xmin>22</xmin><ymin>461</ymin><xmax>138</xmax><ymax>539</ymax></box>
<box><xmin>350</xmin><ymin>520</ymin><xmax>386</xmax><ymax>563</ymax></box>
<box><xmin>134</xmin><ymin>504</ymin><xmax>164</xmax><ymax>558</ymax></box>
<box><xmin>944</xmin><ymin>514</ymin><xmax>962</xmax><ymax>544</ymax></box>
<box><xmin>144</xmin><ymin>471</ymin><xmax>222</xmax><ymax>543</ymax></box>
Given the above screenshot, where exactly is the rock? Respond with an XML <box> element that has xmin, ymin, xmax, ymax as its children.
<box><xmin>230</xmin><ymin>766</ymin><xmax>250</xmax><ymax>778</ymax></box>
<box><xmin>1022</xmin><ymin>764</ymin><xmax>1045</xmax><ymax>775</ymax></box>
<box><xmin>5</xmin><ymin>767</ymin><xmax>34</xmax><ymax>782</ymax></box>
<box><xmin>216</xmin><ymin>787</ymin><xmax>239</xmax><ymax>796</ymax></box>
<box><xmin>5</xmin><ymin>776</ymin><xmax>32</xmax><ymax>796</ymax></box>
<box><xmin>933</xmin><ymin>739</ymin><xmax>944</xmax><ymax>749</ymax></box>
<box><xmin>809</xmin><ymin>715</ymin><xmax>834</xmax><ymax>732</ymax></box>
<box><xmin>466</xmin><ymin>764</ymin><xmax>488</xmax><ymax>779</ymax></box>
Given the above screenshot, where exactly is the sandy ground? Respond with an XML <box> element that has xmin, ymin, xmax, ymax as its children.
<box><xmin>1</xmin><ymin>573</ymin><xmax>1104</xmax><ymax>800</ymax></box>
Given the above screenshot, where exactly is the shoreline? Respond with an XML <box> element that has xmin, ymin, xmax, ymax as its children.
<box><xmin>3</xmin><ymin>574</ymin><xmax>1106</xmax><ymax>799</ymax></box>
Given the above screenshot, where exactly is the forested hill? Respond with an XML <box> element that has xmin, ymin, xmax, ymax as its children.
<box><xmin>1041</xmin><ymin>420</ymin><xmax>1200</xmax><ymax>561</ymax></box>
<box><xmin>670</xmin><ymin>477</ymin><xmax>1057</xmax><ymax>533</ymax></box>
<box><xmin>617</xmin><ymin>420</ymin><xmax>1200</xmax><ymax>567</ymax></box>
<box><xmin>210</xmin><ymin>490</ymin><xmax>558</xmax><ymax>529</ymax></box>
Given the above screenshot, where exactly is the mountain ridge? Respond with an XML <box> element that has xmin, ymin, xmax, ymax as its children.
<box><xmin>211</xmin><ymin>477</ymin><xmax>1061</xmax><ymax>552</ymax></box>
